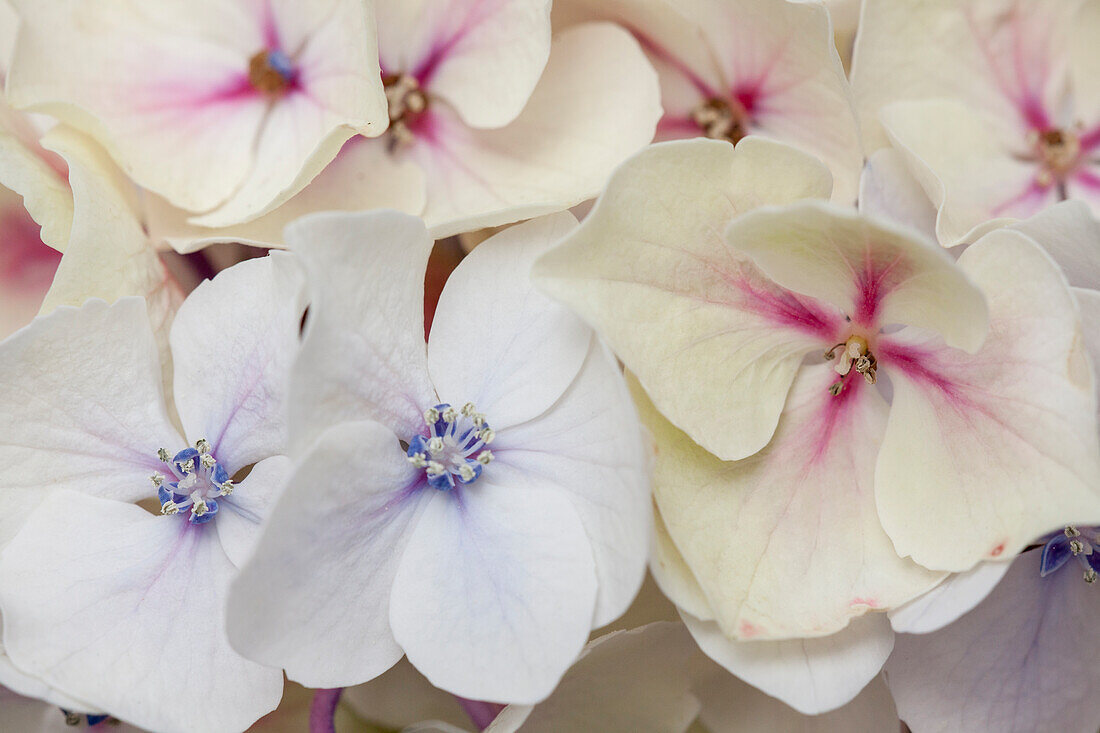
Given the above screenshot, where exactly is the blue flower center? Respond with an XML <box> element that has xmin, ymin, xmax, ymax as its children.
<box><xmin>150</xmin><ymin>439</ymin><xmax>234</xmax><ymax>524</ymax></box>
<box><xmin>407</xmin><ymin>403</ymin><xmax>495</xmax><ymax>491</ymax></box>
<box><xmin>1039</xmin><ymin>526</ymin><xmax>1100</xmax><ymax>584</ymax></box>
<box><xmin>248</xmin><ymin>49</ymin><xmax>296</xmax><ymax>96</ymax></box>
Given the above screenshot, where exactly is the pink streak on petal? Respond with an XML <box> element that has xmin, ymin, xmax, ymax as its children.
<box><xmin>655</xmin><ymin>115</ymin><xmax>699</xmax><ymax>141</ymax></box>
<box><xmin>1079</xmin><ymin>124</ymin><xmax>1100</xmax><ymax>153</ymax></box>
<box><xmin>728</xmin><ymin>274</ymin><xmax>844</xmax><ymax>342</ymax></box>
<box><xmin>876</xmin><ymin>340</ymin><xmax>970</xmax><ymax>409</ymax></box>
<box><xmin>963</xmin><ymin>4</ymin><xmax>1054</xmax><ymax>131</ymax></box>
<box><xmin>991</xmin><ymin>175</ymin><xmax>1054</xmax><ymax>217</ymax></box>
<box><xmin>853</xmin><ymin>250</ymin><xmax>907</xmax><ymax>329</ymax></box>
<box><xmin>1075</xmin><ymin>167</ymin><xmax>1100</xmax><ymax>193</ymax></box>
<box><xmin>850</xmin><ymin>597</ymin><xmax>880</xmax><ymax>609</ymax></box>
<box><xmin>413</xmin><ymin>0</ymin><xmax>501</xmax><ymax>87</ymax></box>
<box><xmin>0</xmin><ymin>202</ymin><xmax>59</xmax><ymax>291</ymax></box>
<box><xmin>630</xmin><ymin>27</ymin><xmax>719</xmax><ymax>99</ymax></box>
<box><xmin>257</xmin><ymin>0</ymin><xmax>282</xmax><ymax>51</ymax></box>
<box><xmin>738</xmin><ymin>620</ymin><xmax>760</xmax><ymax>639</ymax></box>
<box><xmin>805</xmin><ymin>373</ymin><xmax>863</xmax><ymax>467</ymax></box>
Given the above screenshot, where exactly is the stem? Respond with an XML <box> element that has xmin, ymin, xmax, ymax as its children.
<box><xmin>454</xmin><ymin>696</ymin><xmax>504</xmax><ymax>731</ymax></box>
<box><xmin>309</xmin><ymin>688</ymin><xmax>343</xmax><ymax>733</ymax></box>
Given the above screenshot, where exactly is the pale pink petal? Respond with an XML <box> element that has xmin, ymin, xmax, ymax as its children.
<box><xmin>377</xmin><ymin>0</ymin><xmax>551</xmax><ymax>129</ymax></box>
<box><xmin>858</xmin><ymin>149</ymin><xmax>938</xmax><ymax>241</ymax></box>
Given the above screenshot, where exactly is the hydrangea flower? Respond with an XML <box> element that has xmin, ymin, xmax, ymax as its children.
<box><xmin>0</xmin><ymin>253</ymin><xmax>306</xmax><ymax>732</ymax></box>
<box><xmin>226</xmin><ymin>211</ymin><xmax>650</xmax><ymax>704</ymax></box>
<box><xmin>145</xmin><ymin>0</ymin><xmax>663</xmax><ymax>252</ymax></box>
<box><xmin>535</xmin><ymin>136</ymin><xmax>1100</xmax><ymax>708</ymax></box>
<box><xmin>7</xmin><ymin>0</ymin><xmax>388</xmax><ymax>228</ymax></box>
<box><xmin>853</xmin><ymin>0</ymin><xmax>1100</xmax><ymax>244</ymax></box>
<box><xmin>554</xmin><ymin>0</ymin><xmax>863</xmax><ymax>203</ymax></box>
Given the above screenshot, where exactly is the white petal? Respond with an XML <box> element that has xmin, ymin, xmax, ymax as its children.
<box><xmin>686</xmin><ymin>0</ymin><xmax>863</xmax><ymax>203</ymax></box>
<box><xmin>0</xmin><ymin>102</ymin><xmax>72</xmax><ymax>252</ymax></box>
<box><xmin>858</xmin><ymin>148</ymin><xmax>938</xmax><ymax>241</ymax></box>
<box><xmin>0</xmin><ymin>298</ymin><xmax>180</xmax><ymax>544</ymax></box>
<box><xmin>682</xmin><ymin>610</ymin><xmax>894</xmax><ymax>715</ymax></box>
<box><xmin>215</xmin><ymin>455</ymin><xmax>292</xmax><ymax>568</ymax></box>
<box><xmin>852</xmin><ymin>0</ymin><xmax>1077</xmax><ymax>150</ymax></box>
<box><xmin>285</xmin><ymin>210</ymin><xmax>438</xmax><ymax>451</ymax></box>
<box><xmin>1008</xmin><ymin>200</ymin><xmax>1100</xmax><ymax>292</ymax></box>
<box><xmin>695</xmin><ymin>669</ymin><xmax>899</xmax><ymax>733</ymax></box>
<box><xmin>170</xmin><ymin>253</ymin><xmax>305</xmax><ymax>472</ymax></box>
<box><xmin>37</xmin><ymin>127</ymin><xmax>182</xmax><ymax>373</ymax></box>
<box><xmin>1069</xmin><ymin>0</ymin><xmax>1100</xmax><ymax>124</ymax></box>
<box><xmin>887</xmin><ymin>560</ymin><xmax>1013</xmax><ymax>635</ymax></box>
<box><xmin>0</xmin><ymin>491</ymin><xmax>283</xmax><ymax>733</ymax></box>
<box><xmin>535</xmin><ymin>137</ymin><xmax>839</xmax><ymax>461</ymax></box>
<box><xmin>486</xmin><ymin>623</ymin><xmax>701</xmax><ymax>733</ymax></box>
<box><xmin>377</xmin><ymin>0</ymin><xmax>552</xmax><ymax>129</ymax></box>
<box><xmin>227</xmin><ymin>421</ymin><xmax>428</xmax><ymax>687</ymax></box>
<box><xmin>633</xmin><ymin>366</ymin><xmax>941</xmax><ymax>640</ymax></box>
<box><xmin>390</xmin><ymin>480</ymin><xmax>597</xmax><ymax>704</ymax></box>
<box><xmin>886</xmin><ymin>550</ymin><xmax>1100</xmax><ymax>733</ymax></box>
<box><xmin>727</xmin><ymin>199</ymin><xmax>989</xmax><ymax>352</ymax></box>
<box><xmin>412</xmin><ymin>22</ymin><xmax>662</xmax><ymax>238</ymax></box>
<box><xmin>875</xmin><ymin>229</ymin><xmax>1100</xmax><ymax>571</ymax></box>
<box><xmin>428</xmin><ymin>212</ymin><xmax>589</xmax><ymax>430</ymax></box>
<box><xmin>650</xmin><ymin>502</ymin><xmax>715</xmax><ymax>623</ymax></box>
<box><xmin>882</xmin><ymin>99</ymin><xmax>1056</xmax><ymax>245</ymax></box>
<box><xmin>488</xmin><ymin>340</ymin><xmax>650</xmax><ymax>626</ymax></box>
<box><xmin>144</xmin><ymin>136</ymin><xmax>426</xmax><ymax>253</ymax></box>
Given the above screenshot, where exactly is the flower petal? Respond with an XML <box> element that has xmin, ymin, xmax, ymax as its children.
<box><xmin>887</xmin><ymin>560</ymin><xmax>1013</xmax><ymax>634</ymax></box>
<box><xmin>875</xmin><ymin>229</ymin><xmax>1100</xmax><ymax>572</ymax></box>
<box><xmin>0</xmin><ymin>491</ymin><xmax>283</xmax><ymax>733</ymax></box>
<box><xmin>881</xmin><ymin>99</ymin><xmax>1057</xmax><ymax>245</ymax></box>
<box><xmin>486</xmin><ymin>623</ymin><xmax>701</xmax><ymax>733</ymax></box>
<box><xmin>215</xmin><ymin>455</ymin><xmax>292</xmax><ymax>568</ymax></box>
<box><xmin>687</xmin><ymin>0</ymin><xmax>863</xmax><ymax>204</ymax></box>
<box><xmin>1007</xmin><ymin>200</ymin><xmax>1100</xmax><ymax>292</ymax></box>
<box><xmin>226</xmin><ymin>421</ymin><xmax>428</xmax><ymax>688</ymax></box>
<box><xmin>390</xmin><ymin>479</ymin><xmax>597</xmax><ymax>704</ymax></box>
<box><xmin>488</xmin><ymin>340</ymin><xmax>650</xmax><ymax>626</ymax></box>
<box><xmin>0</xmin><ymin>298</ymin><xmax>180</xmax><ymax>544</ymax></box>
<box><xmin>0</xmin><ymin>103</ymin><xmax>72</xmax><ymax>251</ymax></box>
<box><xmin>852</xmin><ymin>0</ymin><xmax>1076</xmax><ymax>150</ymax></box>
<box><xmin>633</xmin><ymin>365</ymin><xmax>941</xmax><ymax>640</ymax></box>
<box><xmin>144</xmin><ymin>136</ymin><xmax>426</xmax><ymax>253</ymax></box>
<box><xmin>650</xmin><ymin>501</ymin><xmax>715</xmax><ymax>623</ymax></box>
<box><xmin>886</xmin><ymin>550</ymin><xmax>1100</xmax><ymax>733</ymax></box>
<box><xmin>858</xmin><ymin>148</ymin><xmax>938</xmax><ymax>241</ymax></box>
<box><xmin>284</xmin><ymin>210</ymin><xmax>438</xmax><ymax>451</ymax></box>
<box><xmin>170</xmin><ymin>253</ymin><xmax>305</xmax><ymax>472</ymax></box>
<box><xmin>428</xmin><ymin>212</ymin><xmax>589</xmax><ymax>430</ymax></box>
<box><xmin>681</xmin><ymin>610</ymin><xmax>894</xmax><ymax>716</ymax></box>
<box><xmin>1069</xmin><ymin>0</ymin><xmax>1100</xmax><ymax>124</ymax></box>
<box><xmin>410</xmin><ymin>22</ymin><xmax>662</xmax><ymax>238</ymax></box>
<box><xmin>726</xmin><ymin>199</ymin><xmax>989</xmax><ymax>351</ymax></box>
<box><xmin>377</xmin><ymin>0</ymin><xmax>552</xmax><ymax>129</ymax></box>
<box><xmin>695</xmin><ymin>669</ymin><xmax>899</xmax><ymax>733</ymax></box>
<box><xmin>535</xmin><ymin>137</ymin><xmax>839</xmax><ymax>461</ymax></box>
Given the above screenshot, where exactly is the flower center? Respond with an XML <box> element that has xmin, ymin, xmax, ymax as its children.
<box><xmin>824</xmin><ymin>335</ymin><xmax>878</xmax><ymax>395</ymax></box>
<box><xmin>407</xmin><ymin>403</ymin><xmax>495</xmax><ymax>491</ymax></box>
<box><xmin>1031</xmin><ymin>127</ymin><xmax>1082</xmax><ymax>187</ymax></box>
<box><xmin>150</xmin><ymin>439</ymin><xmax>234</xmax><ymax>524</ymax></box>
<box><xmin>384</xmin><ymin>73</ymin><xmax>429</xmax><ymax>150</ymax></box>
<box><xmin>1040</xmin><ymin>525</ymin><xmax>1100</xmax><ymax>584</ymax></box>
<box><xmin>249</xmin><ymin>49</ymin><xmax>296</xmax><ymax>97</ymax></box>
<box><xmin>691</xmin><ymin>97</ymin><xmax>748</xmax><ymax>144</ymax></box>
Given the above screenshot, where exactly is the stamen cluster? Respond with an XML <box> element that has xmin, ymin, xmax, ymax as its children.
<box><xmin>151</xmin><ymin>438</ymin><xmax>235</xmax><ymax>524</ymax></box>
<box><xmin>407</xmin><ymin>402</ymin><xmax>495</xmax><ymax>491</ymax></box>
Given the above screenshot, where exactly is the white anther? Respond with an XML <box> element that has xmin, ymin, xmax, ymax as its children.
<box><xmin>472</xmin><ymin>413</ymin><xmax>486</xmax><ymax>426</ymax></box>
<box><xmin>1071</xmin><ymin>539</ymin><xmax>1085</xmax><ymax>555</ymax></box>
<box><xmin>150</xmin><ymin>472</ymin><xmax>164</xmax><ymax>487</ymax></box>
<box><xmin>426</xmin><ymin>461</ymin><xmax>446</xmax><ymax>476</ymax></box>
<box><xmin>458</xmin><ymin>464</ymin><xmax>476</xmax><ymax>482</ymax></box>
<box><xmin>160</xmin><ymin>502</ymin><xmax>179</xmax><ymax>516</ymax></box>
<box><xmin>195</xmin><ymin>438</ymin><xmax>211</xmax><ymax>454</ymax></box>
<box><xmin>218</xmin><ymin>480</ymin><xmax>234</xmax><ymax>497</ymax></box>
<box><xmin>477</xmin><ymin>450</ymin><xmax>494</xmax><ymax>465</ymax></box>
<box><xmin>1066</xmin><ymin>526</ymin><xmax>1081</xmax><ymax>538</ymax></box>
<box><xmin>427</xmin><ymin>437</ymin><xmax>445</xmax><ymax>454</ymax></box>
<box><xmin>442</xmin><ymin>406</ymin><xmax>460</xmax><ymax>423</ymax></box>
<box><xmin>424</xmin><ymin>407</ymin><xmax>440</xmax><ymax>424</ymax></box>
<box><xmin>461</xmin><ymin>402</ymin><xmax>477</xmax><ymax>417</ymax></box>
<box><xmin>157</xmin><ymin>448</ymin><xmax>170</xmax><ymax>463</ymax></box>
<box><xmin>200</xmin><ymin>453</ymin><xmax>217</xmax><ymax>469</ymax></box>
<box><xmin>192</xmin><ymin>497</ymin><xmax>208</xmax><ymax>517</ymax></box>
<box><xmin>407</xmin><ymin>453</ymin><xmax>428</xmax><ymax>468</ymax></box>
<box><xmin>479</xmin><ymin>428</ymin><xmax>495</xmax><ymax>444</ymax></box>
<box><xmin>178</xmin><ymin>458</ymin><xmax>195</xmax><ymax>474</ymax></box>
<box><xmin>1086</xmin><ymin>568</ymin><xmax>1098</xmax><ymax>584</ymax></box>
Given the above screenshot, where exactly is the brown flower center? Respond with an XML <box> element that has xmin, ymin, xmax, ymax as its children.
<box><xmin>384</xmin><ymin>73</ymin><xmax>429</xmax><ymax>150</ymax></box>
<box><xmin>691</xmin><ymin>97</ymin><xmax>748</xmax><ymax>144</ymax></box>
<box><xmin>248</xmin><ymin>50</ymin><xmax>294</xmax><ymax>98</ymax></box>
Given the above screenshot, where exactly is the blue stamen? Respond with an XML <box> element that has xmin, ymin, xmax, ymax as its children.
<box><xmin>266</xmin><ymin>49</ymin><xmax>295</xmax><ymax>83</ymax></box>
<box><xmin>407</xmin><ymin>403</ymin><xmax>495</xmax><ymax>491</ymax></box>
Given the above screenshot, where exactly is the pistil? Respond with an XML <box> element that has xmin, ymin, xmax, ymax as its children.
<box><xmin>691</xmin><ymin>97</ymin><xmax>748</xmax><ymax>144</ymax></box>
<box><xmin>384</xmin><ymin>73</ymin><xmax>428</xmax><ymax>149</ymax></box>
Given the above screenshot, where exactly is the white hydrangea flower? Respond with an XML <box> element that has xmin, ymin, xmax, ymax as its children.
<box><xmin>226</xmin><ymin>211</ymin><xmax>650</xmax><ymax>704</ymax></box>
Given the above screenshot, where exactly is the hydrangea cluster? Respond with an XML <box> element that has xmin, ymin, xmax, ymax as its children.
<box><xmin>0</xmin><ymin>1</ymin><xmax>1097</xmax><ymax>732</ymax></box>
